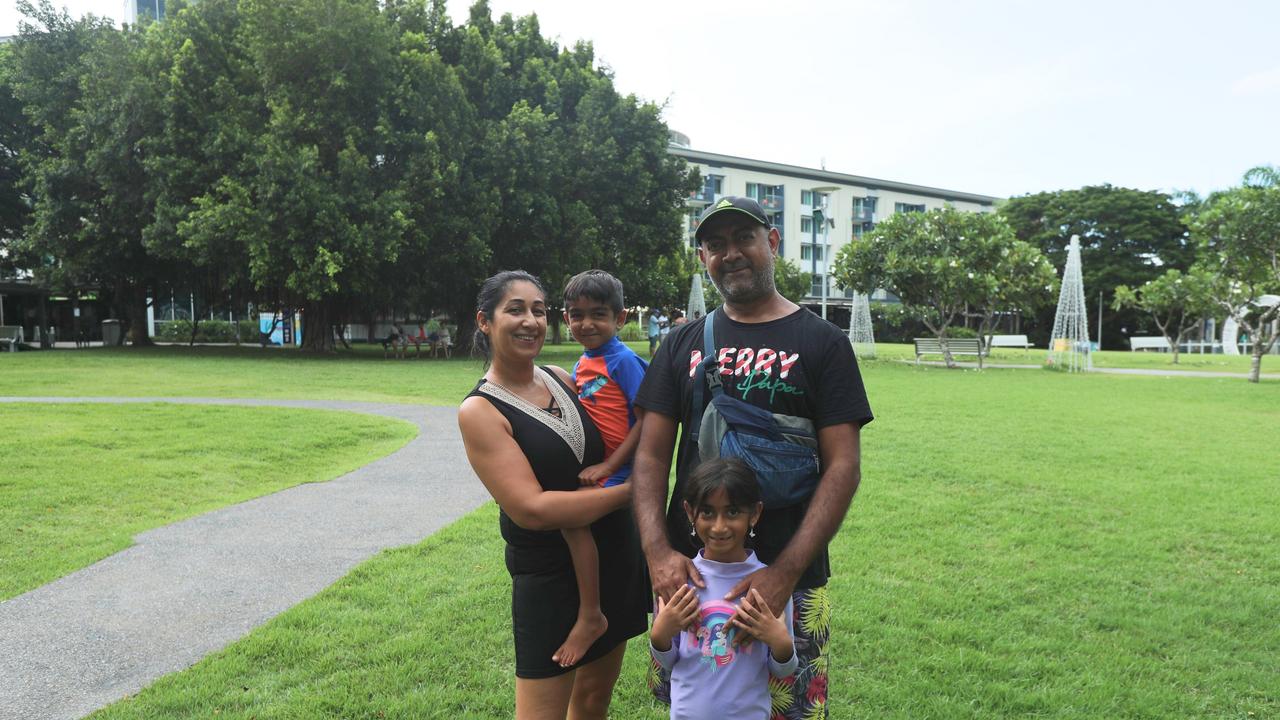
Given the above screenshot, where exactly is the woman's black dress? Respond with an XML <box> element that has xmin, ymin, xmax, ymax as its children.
<box><xmin>468</xmin><ymin>366</ymin><xmax>649</xmax><ymax>679</ymax></box>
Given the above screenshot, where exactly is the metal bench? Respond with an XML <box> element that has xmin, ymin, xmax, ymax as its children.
<box><xmin>0</xmin><ymin>325</ymin><xmax>23</xmax><ymax>352</ymax></box>
<box><xmin>1129</xmin><ymin>336</ymin><xmax>1170</xmax><ymax>352</ymax></box>
<box><xmin>988</xmin><ymin>334</ymin><xmax>1031</xmax><ymax>351</ymax></box>
<box><xmin>913</xmin><ymin>337</ymin><xmax>984</xmax><ymax>364</ymax></box>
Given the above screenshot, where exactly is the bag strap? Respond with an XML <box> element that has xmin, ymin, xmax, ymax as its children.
<box><xmin>688</xmin><ymin>308</ymin><xmax>720</xmax><ymax>443</ymax></box>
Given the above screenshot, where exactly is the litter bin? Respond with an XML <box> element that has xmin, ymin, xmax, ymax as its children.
<box><xmin>102</xmin><ymin>319</ymin><xmax>122</xmax><ymax>346</ymax></box>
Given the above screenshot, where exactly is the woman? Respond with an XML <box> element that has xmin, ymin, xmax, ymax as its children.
<box><xmin>457</xmin><ymin>270</ymin><xmax>648</xmax><ymax>719</ymax></box>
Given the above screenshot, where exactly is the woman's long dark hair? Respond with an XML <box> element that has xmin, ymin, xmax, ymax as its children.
<box><xmin>472</xmin><ymin>270</ymin><xmax>546</xmax><ymax>363</ymax></box>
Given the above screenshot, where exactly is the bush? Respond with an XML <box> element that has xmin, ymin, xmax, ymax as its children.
<box><xmin>618</xmin><ymin>319</ymin><xmax>646</xmax><ymax>342</ymax></box>
<box><xmin>155</xmin><ymin>319</ymin><xmax>258</xmax><ymax>344</ymax></box>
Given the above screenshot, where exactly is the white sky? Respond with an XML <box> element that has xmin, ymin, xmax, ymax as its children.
<box><xmin>4</xmin><ymin>0</ymin><xmax>1278</xmax><ymax>198</ymax></box>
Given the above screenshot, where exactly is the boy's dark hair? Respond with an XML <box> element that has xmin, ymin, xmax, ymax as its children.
<box><xmin>683</xmin><ymin>457</ymin><xmax>761</xmax><ymax>513</ymax></box>
<box><xmin>563</xmin><ymin>269</ymin><xmax>624</xmax><ymax>315</ymax></box>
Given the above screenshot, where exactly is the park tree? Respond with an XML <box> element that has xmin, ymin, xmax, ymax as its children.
<box><xmin>963</xmin><ymin>236</ymin><xmax>1057</xmax><ymax>369</ymax></box>
<box><xmin>1189</xmin><ymin>171</ymin><xmax>1280</xmax><ymax>383</ymax></box>
<box><xmin>9</xmin><ymin>1</ymin><xmax>170</xmax><ymax>345</ymax></box>
<box><xmin>1000</xmin><ymin>185</ymin><xmax>1193</xmax><ymax>347</ymax></box>
<box><xmin>832</xmin><ymin>206</ymin><xmax>1053</xmax><ymax>367</ymax></box>
<box><xmin>0</xmin><ymin>44</ymin><xmax>32</xmax><ymax>277</ymax></box>
<box><xmin>1112</xmin><ymin>269</ymin><xmax>1217</xmax><ymax>364</ymax></box>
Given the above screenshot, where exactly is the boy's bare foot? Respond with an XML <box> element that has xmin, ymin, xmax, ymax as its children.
<box><xmin>552</xmin><ymin>611</ymin><xmax>608</xmax><ymax>667</ymax></box>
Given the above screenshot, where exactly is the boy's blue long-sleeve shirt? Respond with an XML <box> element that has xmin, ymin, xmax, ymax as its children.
<box><xmin>572</xmin><ymin>335</ymin><xmax>647</xmax><ymax>486</ymax></box>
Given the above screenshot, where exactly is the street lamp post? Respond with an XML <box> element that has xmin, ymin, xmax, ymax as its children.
<box><xmin>809</xmin><ymin>186</ymin><xmax>839</xmax><ymax>319</ymax></box>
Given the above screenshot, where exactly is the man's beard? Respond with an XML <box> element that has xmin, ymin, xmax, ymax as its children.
<box><xmin>712</xmin><ymin>258</ymin><xmax>775</xmax><ymax>305</ymax></box>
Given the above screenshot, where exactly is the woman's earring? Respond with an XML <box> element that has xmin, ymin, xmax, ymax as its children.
<box><xmin>749</xmin><ymin>526</ymin><xmax>756</xmax><ymax>538</ymax></box>
<box><xmin>689</xmin><ymin>525</ymin><xmax>697</xmax><ymax>537</ymax></box>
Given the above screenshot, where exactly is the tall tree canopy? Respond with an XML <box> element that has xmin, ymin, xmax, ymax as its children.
<box><xmin>1188</xmin><ymin>170</ymin><xmax>1280</xmax><ymax>383</ymax></box>
<box><xmin>5</xmin><ymin>0</ymin><xmax>695</xmax><ymax>351</ymax></box>
<box><xmin>1000</xmin><ymin>185</ymin><xmax>1194</xmax><ymax>347</ymax></box>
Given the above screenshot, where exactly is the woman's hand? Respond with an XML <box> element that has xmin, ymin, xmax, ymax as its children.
<box><xmin>650</xmin><ymin>585</ymin><xmax>699</xmax><ymax>651</ymax></box>
<box><xmin>731</xmin><ymin>589</ymin><xmax>793</xmax><ymax>661</ymax></box>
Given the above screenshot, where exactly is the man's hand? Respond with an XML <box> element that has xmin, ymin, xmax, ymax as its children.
<box><xmin>577</xmin><ymin>461</ymin><xmax>616</xmax><ymax>486</ymax></box>
<box><xmin>724</xmin><ymin>565</ymin><xmax>796</xmax><ymax>643</ymax></box>
<box><xmin>648</xmin><ymin>547</ymin><xmax>705</xmax><ymax>603</ymax></box>
<box><xmin>650</xmin><ymin>585</ymin><xmax>700</xmax><ymax>651</ymax></box>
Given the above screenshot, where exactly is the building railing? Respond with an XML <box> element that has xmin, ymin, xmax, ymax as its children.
<box><xmin>759</xmin><ymin>193</ymin><xmax>784</xmax><ymax>211</ymax></box>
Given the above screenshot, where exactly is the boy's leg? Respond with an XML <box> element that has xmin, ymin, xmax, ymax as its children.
<box><xmin>554</xmin><ymin>527</ymin><xmax>609</xmax><ymax>667</ymax></box>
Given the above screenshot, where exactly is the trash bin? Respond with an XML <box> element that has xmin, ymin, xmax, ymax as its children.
<box><xmin>102</xmin><ymin>319</ymin><xmax>122</xmax><ymax>346</ymax></box>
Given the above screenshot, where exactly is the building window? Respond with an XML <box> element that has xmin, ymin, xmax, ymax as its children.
<box><xmin>800</xmin><ymin>245</ymin><xmax>824</xmax><ymax>262</ymax></box>
<box><xmin>800</xmin><ymin>216</ymin><xmax>813</xmax><ymax>234</ymax></box>
<box><xmin>746</xmin><ymin>182</ymin><xmax>785</xmax><ymax>212</ymax></box>
<box><xmin>810</xmin><ymin>274</ymin><xmax>824</xmax><ymax>297</ymax></box>
<box><xmin>895</xmin><ymin>202</ymin><xmax>926</xmax><ymax>214</ymax></box>
<box><xmin>853</xmin><ymin>196</ymin><xmax>877</xmax><ymax>221</ymax></box>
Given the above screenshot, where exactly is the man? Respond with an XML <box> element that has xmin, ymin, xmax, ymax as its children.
<box><xmin>633</xmin><ymin>196</ymin><xmax>873</xmax><ymax>718</ymax></box>
<box><xmin>647</xmin><ymin>307</ymin><xmax>662</xmax><ymax>356</ymax></box>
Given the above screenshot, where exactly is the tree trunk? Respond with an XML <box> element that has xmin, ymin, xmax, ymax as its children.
<box><xmin>300</xmin><ymin>299</ymin><xmax>337</xmax><ymax>353</ymax></box>
<box><xmin>189</xmin><ymin>314</ymin><xmax>201</xmax><ymax>346</ymax></box>
<box><xmin>38</xmin><ymin>293</ymin><xmax>50</xmax><ymax>349</ymax></box>
<box><xmin>126</xmin><ymin>284</ymin><xmax>153</xmax><ymax>346</ymax></box>
<box><xmin>1249</xmin><ymin>346</ymin><xmax>1263</xmax><ymax>384</ymax></box>
<box><xmin>72</xmin><ymin>291</ymin><xmax>81</xmax><ymax>347</ymax></box>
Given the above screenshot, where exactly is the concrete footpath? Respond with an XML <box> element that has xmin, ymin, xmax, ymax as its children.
<box><xmin>0</xmin><ymin>397</ymin><xmax>486</xmax><ymax>720</ymax></box>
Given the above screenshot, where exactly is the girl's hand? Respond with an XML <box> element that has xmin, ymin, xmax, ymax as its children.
<box><xmin>651</xmin><ymin>585</ymin><xmax>699</xmax><ymax>651</ymax></box>
<box><xmin>731</xmin><ymin>589</ymin><xmax>793</xmax><ymax>661</ymax></box>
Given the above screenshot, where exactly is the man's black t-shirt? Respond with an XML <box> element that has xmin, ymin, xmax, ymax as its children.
<box><xmin>635</xmin><ymin>307</ymin><xmax>874</xmax><ymax>589</ymax></box>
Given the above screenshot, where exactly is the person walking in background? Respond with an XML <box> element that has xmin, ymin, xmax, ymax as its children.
<box><xmin>648</xmin><ymin>307</ymin><xmax>662</xmax><ymax>357</ymax></box>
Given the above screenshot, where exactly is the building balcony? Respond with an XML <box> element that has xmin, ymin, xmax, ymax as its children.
<box><xmin>687</xmin><ymin>189</ymin><xmax>717</xmax><ymax>206</ymax></box>
<box><xmin>759</xmin><ymin>193</ymin><xmax>784</xmax><ymax>212</ymax></box>
<box><xmin>852</xmin><ymin>208</ymin><xmax>875</xmax><ymax>223</ymax></box>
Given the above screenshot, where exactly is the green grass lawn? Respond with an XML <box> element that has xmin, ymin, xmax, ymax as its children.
<box><xmin>81</xmin><ymin>360</ymin><xmax>1279</xmax><ymax>719</ymax></box>
<box><xmin>0</xmin><ymin>342</ymin><xmax>602</xmax><ymax>405</ymax></box>
<box><xmin>0</xmin><ymin>403</ymin><xmax>416</xmax><ymax>600</ymax></box>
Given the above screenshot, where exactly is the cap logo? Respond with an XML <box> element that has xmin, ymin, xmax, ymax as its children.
<box><xmin>716</xmin><ymin>199</ymin><xmax>733</xmax><ymax>208</ymax></box>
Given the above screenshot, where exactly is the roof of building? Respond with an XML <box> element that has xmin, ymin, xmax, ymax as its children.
<box><xmin>668</xmin><ymin>146</ymin><xmax>1002</xmax><ymax>206</ymax></box>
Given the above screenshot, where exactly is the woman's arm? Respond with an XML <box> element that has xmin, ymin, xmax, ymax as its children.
<box><xmin>458</xmin><ymin>396</ymin><xmax>631</xmax><ymax>531</ymax></box>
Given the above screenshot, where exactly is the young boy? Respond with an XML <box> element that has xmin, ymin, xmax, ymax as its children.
<box><xmin>551</xmin><ymin>269</ymin><xmax>649</xmax><ymax>668</ymax></box>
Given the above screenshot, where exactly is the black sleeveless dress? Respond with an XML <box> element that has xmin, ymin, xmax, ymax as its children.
<box><xmin>468</xmin><ymin>366</ymin><xmax>649</xmax><ymax>678</ymax></box>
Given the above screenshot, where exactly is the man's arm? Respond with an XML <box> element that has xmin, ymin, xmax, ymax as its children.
<box><xmin>726</xmin><ymin>421</ymin><xmax>861</xmax><ymax>614</ymax></box>
<box><xmin>632</xmin><ymin>411</ymin><xmax>704</xmax><ymax>600</ymax></box>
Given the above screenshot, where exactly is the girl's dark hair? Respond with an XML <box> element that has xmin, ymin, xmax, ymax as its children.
<box><xmin>472</xmin><ymin>270</ymin><xmax>545</xmax><ymax>361</ymax></box>
<box><xmin>683</xmin><ymin>457</ymin><xmax>761</xmax><ymax>513</ymax></box>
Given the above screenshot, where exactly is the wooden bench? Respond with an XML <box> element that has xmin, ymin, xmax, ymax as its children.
<box><xmin>1129</xmin><ymin>336</ymin><xmax>1170</xmax><ymax>352</ymax></box>
<box><xmin>914</xmin><ymin>337</ymin><xmax>984</xmax><ymax>364</ymax></box>
<box><xmin>988</xmin><ymin>334</ymin><xmax>1031</xmax><ymax>351</ymax></box>
<box><xmin>0</xmin><ymin>326</ymin><xmax>22</xmax><ymax>352</ymax></box>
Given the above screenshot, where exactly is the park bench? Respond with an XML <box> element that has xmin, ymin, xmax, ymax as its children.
<box><xmin>0</xmin><ymin>325</ymin><xmax>23</xmax><ymax>352</ymax></box>
<box><xmin>988</xmin><ymin>334</ymin><xmax>1031</xmax><ymax>352</ymax></box>
<box><xmin>1129</xmin><ymin>336</ymin><xmax>1170</xmax><ymax>352</ymax></box>
<box><xmin>913</xmin><ymin>337</ymin><xmax>985</xmax><ymax>364</ymax></box>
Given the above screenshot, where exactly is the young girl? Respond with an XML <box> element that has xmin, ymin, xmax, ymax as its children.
<box><xmin>650</xmin><ymin>458</ymin><xmax>798</xmax><ymax>719</ymax></box>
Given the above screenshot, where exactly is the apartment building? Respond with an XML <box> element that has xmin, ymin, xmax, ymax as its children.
<box><xmin>668</xmin><ymin>139</ymin><xmax>1001</xmax><ymax>310</ymax></box>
